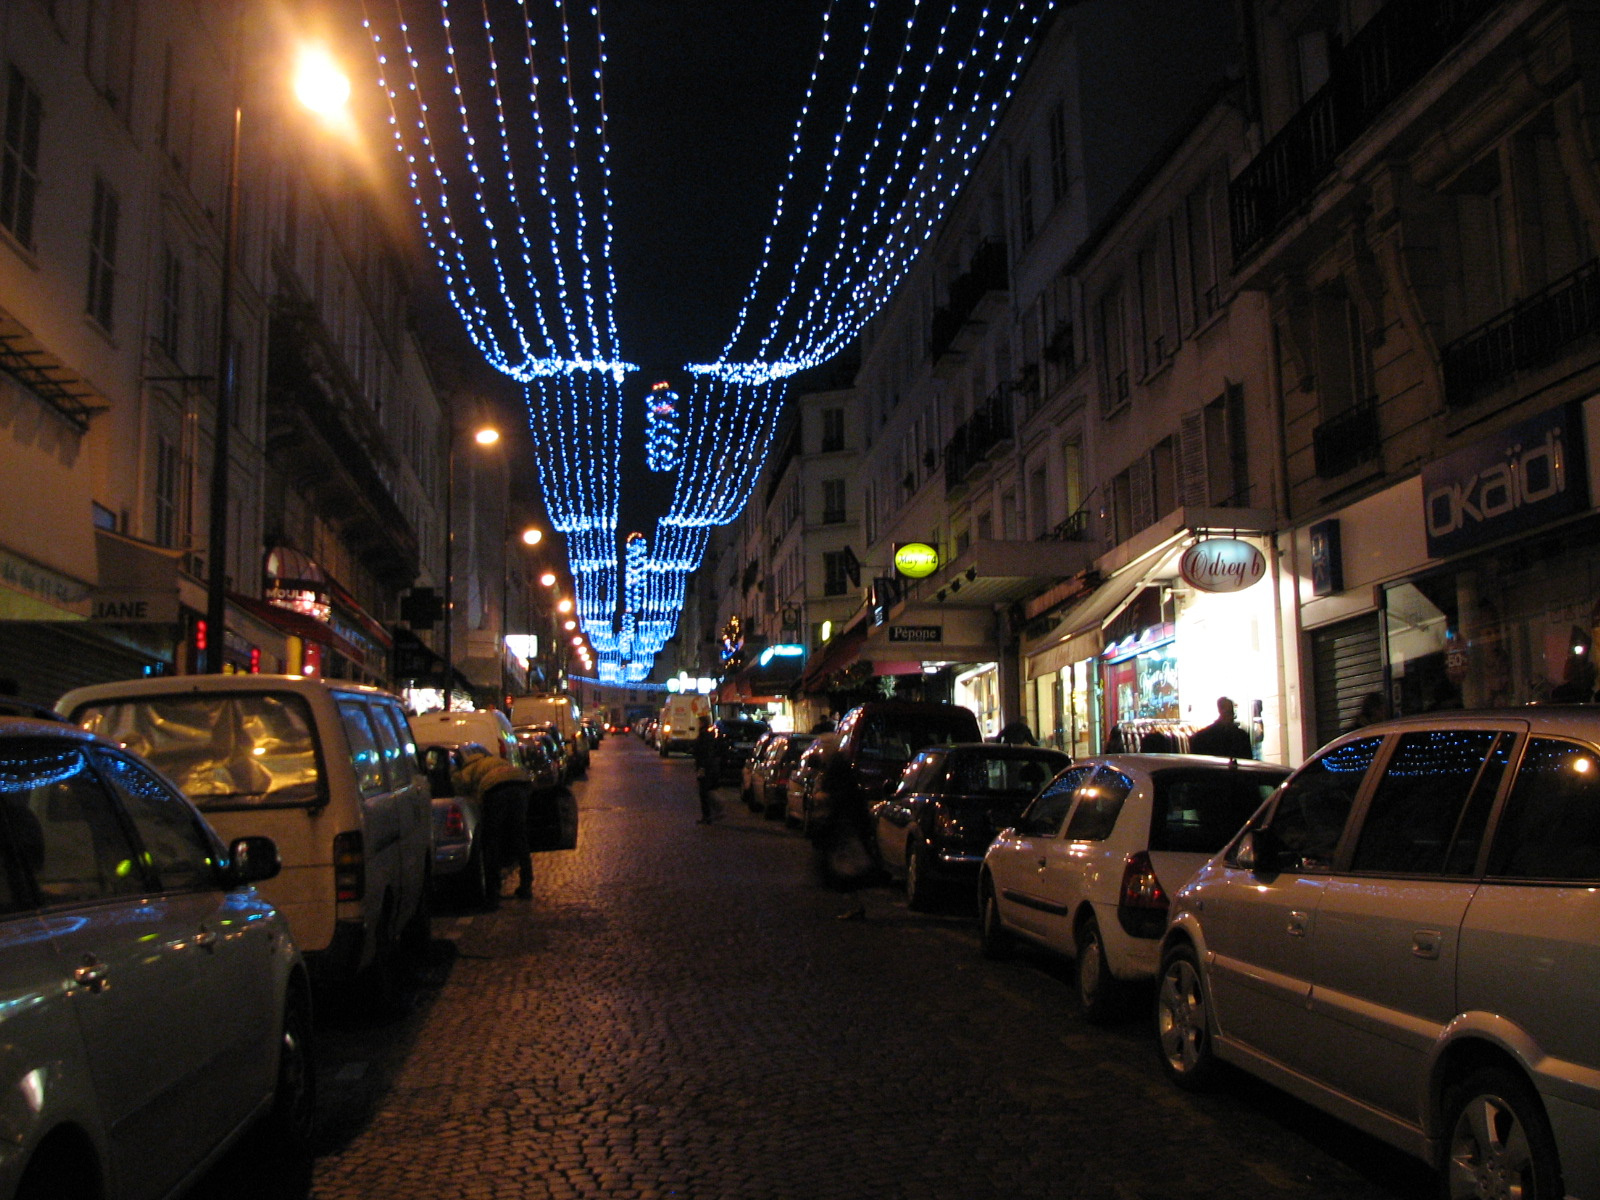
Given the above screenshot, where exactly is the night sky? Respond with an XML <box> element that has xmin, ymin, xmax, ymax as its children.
<box><xmin>395</xmin><ymin>1</ymin><xmax>832</xmax><ymax>537</ymax></box>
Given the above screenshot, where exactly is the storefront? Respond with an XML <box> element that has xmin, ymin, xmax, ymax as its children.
<box><xmin>1296</xmin><ymin>399</ymin><xmax>1600</xmax><ymax>746</ymax></box>
<box><xmin>1024</xmin><ymin>516</ymin><xmax>1284</xmax><ymax>761</ymax></box>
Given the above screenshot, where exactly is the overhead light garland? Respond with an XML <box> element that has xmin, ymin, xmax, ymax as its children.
<box><xmin>363</xmin><ymin>0</ymin><xmax>1054</xmax><ymax>683</ymax></box>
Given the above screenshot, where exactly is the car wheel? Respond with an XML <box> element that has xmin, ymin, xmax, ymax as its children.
<box><xmin>800</xmin><ymin>798</ymin><xmax>815</xmax><ymax>839</ymax></box>
<box><xmin>358</xmin><ymin>904</ymin><xmax>404</xmax><ymax>1016</ymax></box>
<box><xmin>1074</xmin><ymin>917</ymin><xmax>1122</xmax><ymax>1023</ymax></box>
<box><xmin>1155</xmin><ymin>942</ymin><xmax>1215</xmax><ymax>1089</ymax></box>
<box><xmin>742</xmin><ymin>785</ymin><xmax>757</xmax><ymax>811</ymax></box>
<box><xmin>1442</xmin><ymin>1067</ymin><xmax>1563</xmax><ymax>1200</ymax></box>
<box><xmin>400</xmin><ymin>862</ymin><xmax>432</xmax><ymax>958</ymax></box>
<box><xmin>979</xmin><ymin>878</ymin><xmax>1013</xmax><ymax>960</ymax></box>
<box><xmin>265</xmin><ymin>984</ymin><xmax>316</xmax><ymax>1157</ymax></box>
<box><xmin>905</xmin><ymin>837</ymin><xmax>934</xmax><ymax>912</ymax></box>
<box><xmin>460</xmin><ymin>840</ymin><xmax>490</xmax><ymax>908</ymax></box>
<box><xmin>14</xmin><ymin>1135</ymin><xmax>99</xmax><ymax>1200</ymax></box>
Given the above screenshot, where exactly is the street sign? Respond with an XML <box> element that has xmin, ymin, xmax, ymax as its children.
<box><xmin>888</xmin><ymin>625</ymin><xmax>942</xmax><ymax>643</ymax></box>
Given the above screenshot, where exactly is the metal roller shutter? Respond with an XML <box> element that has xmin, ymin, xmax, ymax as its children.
<box><xmin>0</xmin><ymin>623</ymin><xmax>160</xmax><ymax>710</ymax></box>
<box><xmin>1311</xmin><ymin>613</ymin><xmax>1384</xmax><ymax>749</ymax></box>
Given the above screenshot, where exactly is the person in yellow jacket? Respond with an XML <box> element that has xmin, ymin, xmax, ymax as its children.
<box><xmin>452</xmin><ymin>743</ymin><xmax>533</xmax><ymax>907</ymax></box>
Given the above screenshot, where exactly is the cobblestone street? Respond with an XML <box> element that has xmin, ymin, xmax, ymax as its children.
<box><xmin>301</xmin><ymin>737</ymin><xmax>1431</xmax><ymax>1200</ymax></box>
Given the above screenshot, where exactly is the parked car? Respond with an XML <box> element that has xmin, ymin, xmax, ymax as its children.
<box><xmin>875</xmin><ymin>743</ymin><xmax>1069</xmax><ymax>910</ymax></box>
<box><xmin>741</xmin><ymin>731</ymin><xmax>779</xmax><ymax>808</ymax></box>
<box><xmin>514</xmin><ymin>727</ymin><xmax>565</xmax><ymax>793</ymax></box>
<box><xmin>0</xmin><ymin>714</ymin><xmax>312</xmax><ymax>1199</ymax></box>
<box><xmin>518</xmin><ymin>722</ymin><xmax>577</xmax><ymax>782</ymax></box>
<box><xmin>708</xmin><ymin>717</ymin><xmax>769</xmax><ymax>784</ymax></box>
<box><xmin>815</xmin><ymin>702</ymin><xmax>983</xmax><ymax>833</ymax></box>
<box><xmin>1155</xmin><ymin>710</ymin><xmax>1600</xmax><ymax>1200</ymax></box>
<box><xmin>417</xmin><ymin>743</ymin><xmax>490</xmax><ymax>907</ymax></box>
<box><xmin>785</xmin><ymin>733</ymin><xmax>842</xmax><ymax>834</ymax></box>
<box><xmin>62</xmin><ymin>675</ymin><xmax>432</xmax><ymax>1007</ymax></box>
<box><xmin>409</xmin><ymin>708</ymin><xmax>519</xmax><ymax>763</ymax></box>
<box><xmin>657</xmin><ymin>694</ymin><xmax>711</xmax><ymax>756</ymax></box>
<box><xmin>981</xmin><ymin>753</ymin><xmax>1288</xmax><ymax>1019</ymax></box>
<box><xmin>750</xmin><ymin>732</ymin><xmax>816</xmax><ymax>819</ymax></box>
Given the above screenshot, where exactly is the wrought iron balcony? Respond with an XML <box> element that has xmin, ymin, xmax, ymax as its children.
<box><xmin>929</xmin><ymin>239</ymin><xmax>1009</xmax><ymax>361</ymax></box>
<box><xmin>1442</xmin><ymin>258</ymin><xmax>1600</xmax><ymax>407</ymax></box>
<box><xmin>943</xmin><ymin>385</ymin><xmax>1016</xmax><ymax>496</ymax></box>
<box><xmin>1312</xmin><ymin>397</ymin><xmax>1381</xmax><ymax>479</ymax></box>
<box><xmin>1230</xmin><ymin>0</ymin><xmax>1501</xmax><ymax>262</ymax></box>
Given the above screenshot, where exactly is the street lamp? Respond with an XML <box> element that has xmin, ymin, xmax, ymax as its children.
<box><xmin>205</xmin><ymin>42</ymin><xmax>349</xmax><ymax>672</ymax></box>
<box><xmin>442</xmin><ymin>417</ymin><xmax>500</xmax><ymax>710</ymax></box>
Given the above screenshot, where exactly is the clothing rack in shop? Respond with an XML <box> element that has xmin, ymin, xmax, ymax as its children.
<box><xmin>1104</xmin><ymin>719</ymin><xmax>1199</xmax><ymax>754</ymax></box>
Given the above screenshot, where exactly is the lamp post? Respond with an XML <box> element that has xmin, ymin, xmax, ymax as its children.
<box><xmin>443</xmin><ymin>422</ymin><xmax>500</xmax><ymax>710</ymax></box>
<box><xmin>504</xmin><ymin>524</ymin><xmax>543</xmax><ymax>697</ymax></box>
<box><xmin>204</xmin><ymin>44</ymin><xmax>349</xmax><ymax>672</ymax></box>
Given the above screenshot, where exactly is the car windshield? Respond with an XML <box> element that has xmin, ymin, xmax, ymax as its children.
<box><xmin>72</xmin><ymin>692</ymin><xmax>323</xmax><ymax>808</ymax></box>
<box><xmin>1149</xmin><ymin>767</ymin><xmax>1289</xmax><ymax>854</ymax></box>
<box><xmin>859</xmin><ymin>712</ymin><xmax>978</xmax><ymax>760</ymax></box>
<box><xmin>943</xmin><ymin>751</ymin><xmax>1065</xmax><ymax>798</ymax></box>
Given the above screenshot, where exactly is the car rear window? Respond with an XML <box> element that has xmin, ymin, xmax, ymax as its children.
<box><xmin>73</xmin><ymin>692</ymin><xmax>323</xmax><ymax>809</ymax></box>
<box><xmin>1149</xmin><ymin>767</ymin><xmax>1288</xmax><ymax>854</ymax></box>
<box><xmin>859</xmin><ymin>711</ymin><xmax>980</xmax><ymax>759</ymax></box>
<box><xmin>944</xmin><ymin>752</ymin><xmax>1062</xmax><ymax>798</ymax></box>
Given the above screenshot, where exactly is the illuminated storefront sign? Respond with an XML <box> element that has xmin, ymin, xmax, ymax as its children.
<box><xmin>893</xmin><ymin>542</ymin><xmax>940</xmax><ymax>579</ymax></box>
<box><xmin>1179</xmin><ymin>538</ymin><xmax>1266</xmax><ymax>593</ymax></box>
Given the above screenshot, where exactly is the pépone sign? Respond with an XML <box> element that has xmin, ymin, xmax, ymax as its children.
<box><xmin>1179</xmin><ymin>538</ymin><xmax>1266</xmax><ymax>593</ymax></box>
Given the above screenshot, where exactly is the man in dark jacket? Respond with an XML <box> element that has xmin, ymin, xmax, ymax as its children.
<box><xmin>1189</xmin><ymin>697</ymin><xmax>1253</xmax><ymax>759</ymax></box>
<box><xmin>692</xmin><ymin>719</ymin><xmax>720</xmax><ymax>823</ymax></box>
<box><xmin>453</xmin><ymin>743</ymin><xmax>533</xmax><ymax>906</ymax></box>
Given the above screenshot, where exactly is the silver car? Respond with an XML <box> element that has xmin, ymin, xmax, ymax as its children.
<box><xmin>0</xmin><ymin>715</ymin><xmax>310</xmax><ymax>1199</ymax></box>
<box><xmin>1157</xmin><ymin>709</ymin><xmax>1600</xmax><ymax>1200</ymax></box>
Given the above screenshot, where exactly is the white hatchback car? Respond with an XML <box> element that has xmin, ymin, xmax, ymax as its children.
<box><xmin>1156</xmin><ymin>710</ymin><xmax>1600</xmax><ymax>1200</ymax></box>
<box><xmin>0</xmin><ymin>715</ymin><xmax>310</xmax><ymax>1200</ymax></box>
<box><xmin>979</xmin><ymin>754</ymin><xmax>1288</xmax><ymax>1020</ymax></box>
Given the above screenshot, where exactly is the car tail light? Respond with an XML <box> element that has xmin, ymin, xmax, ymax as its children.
<box><xmin>1116</xmin><ymin>850</ymin><xmax>1168</xmax><ymax>938</ymax></box>
<box><xmin>443</xmin><ymin>803</ymin><xmax>467</xmax><ymax>839</ymax></box>
<box><xmin>334</xmin><ymin>831</ymin><xmax>365</xmax><ymax>902</ymax></box>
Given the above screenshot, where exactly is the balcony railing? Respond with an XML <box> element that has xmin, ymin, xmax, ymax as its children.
<box><xmin>930</xmin><ymin>239</ymin><xmax>1009</xmax><ymax>360</ymax></box>
<box><xmin>943</xmin><ymin>384</ymin><xmax>1016</xmax><ymax>497</ymax></box>
<box><xmin>1442</xmin><ymin>258</ymin><xmax>1600</xmax><ymax>407</ymax></box>
<box><xmin>1040</xmin><ymin>508</ymin><xmax>1091</xmax><ymax>543</ymax></box>
<box><xmin>1230</xmin><ymin>0</ymin><xmax>1501</xmax><ymax>262</ymax></box>
<box><xmin>1312</xmin><ymin>397</ymin><xmax>1381</xmax><ymax>479</ymax></box>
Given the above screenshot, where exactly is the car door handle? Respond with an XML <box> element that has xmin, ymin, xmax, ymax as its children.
<box><xmin>1412</xmin><ymin>929</ymin><xmax>1442</xmax><ymax>960</ymax></box>
<box><xmin>72</xmin><ymin>956</ymin><xmax>110</xmax><ymax>994</ymax></box>
<box><xmin>194</xmin><ymin>926</ymin><xmax>218</xmax><ymax>952</ymax></box>
<box><xmin>1036</xmin><ymin>857</ymin><xmax>1048</xmax><ymax>870</ymax></box>
<box><xmin>1287</xmin><ymin>911</ymin><xmax>1309</xmax><ymax>937</ymax></box>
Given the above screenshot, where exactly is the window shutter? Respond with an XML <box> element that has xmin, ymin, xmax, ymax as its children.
<box><xmin>1179</xmin><ymin>409</ymin><xmax>1209</xmax><ymax>508</ymax></box>
<box><xmin>1131</xmin><ymin>456</ymin><xmax>1156</xmax><ymax>531</ymax></box>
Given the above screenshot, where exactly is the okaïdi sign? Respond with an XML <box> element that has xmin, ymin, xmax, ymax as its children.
<box><xmin>1179</xmin><ymin>538</ymin><xmax>1266</xmax><ymax>593</ymax></box>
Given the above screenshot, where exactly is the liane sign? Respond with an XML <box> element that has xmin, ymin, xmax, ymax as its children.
<box><xmin>1179</xmin><ymin>538</ymin><xmax>1266</xmax><ymax>593</ymax></box>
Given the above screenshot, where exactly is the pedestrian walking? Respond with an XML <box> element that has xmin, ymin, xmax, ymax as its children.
<box><xmin>997</xmin><ymin>720</ymin><xmax>1038</xmax><ymax>745</ymax></box>
<box><xmin>692</xmin><ymin>719</ymin><xmax>721</xmax><ymax>823</ymax></box>
<box><xmin>808</xmin><ymin>747</ymin><xmax>879</xmax><ymax>919</ymax></box>
<box><xmin>452</xmin><ymin>743</ymin><xmax>533</xmax><ymax>907</ymax></box>
<box><xmin>1188</xmin><ymin>696</ymin><xmax>1253</xmax><ymax>759</ymax></box>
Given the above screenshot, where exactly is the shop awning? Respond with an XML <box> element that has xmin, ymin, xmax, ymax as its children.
<box><xmin>1025</xmin><ymin>565</ymin><xmax>1167</xmax><ymax>679</ymax></box>
<box><xmin>799</xmin><ymin>614</ymin><xmax>871</xmax><ymax>690</ymax></box>
<box><xmin>233</xmin><ymin>594</ymin><xmax>364</xmax><ymax>661</ymax></box>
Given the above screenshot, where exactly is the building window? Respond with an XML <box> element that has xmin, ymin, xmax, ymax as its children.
<box><xmin>87</xmin><ymin>177</ymin><xmax>120</xmax><ymax>331</ymax></box>
<box><xmin>1138</xmin><ymin>224</ymin><xmax>1179</xmax><ymax>373</ymax></box>
<box><xmin>1098</xmin><ymin>283</ymin><xmax>1129</xmax><ymax>413</ymax></box>
<box><xmin>1048</xmin><ymin>100</ymin><xmax>1069</xmax><ymax>203</ymax></box>
<box><xmin>155</xmin><ymin>435</ymin><xmax>179</xmax><ymax>548</ymax></box>
<box><xmin>85</xmin><ymin>0</ymin><xmax>136</xmax><ymax>114</ymax></box>
<box><xmin>1</xmin><ymin>65</ymin><xmax>41</xmax><ymax>249</ymax></box>
<box><xmin>821</xmin><ymin>478</ymin><xmax>846</xmax><ymax>524</ymax></box>
<box><xmin>820</xmin><ymin>406</ymin><xmax>845</xmax><ymax>452</ymax></box>
<box><xmin>1016</xmin><ymin>152</ymin><xmax>1035</xmax><ymax>246</ymax></box>
<box><xmin>159</xmin><ymin>246</ymin><xmax>183</xmax><ymax>360</ymax></box>
<box><xmin>822</xmin><ymin>551</ymin><xmax>850</xmax><ymax>597</ymax></box>
<box><xmin>1186</xmin><ymin>176</ymin><xmax>1220</xmax><ymax>327</ymax></box>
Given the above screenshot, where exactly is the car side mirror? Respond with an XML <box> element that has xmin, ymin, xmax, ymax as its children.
<box><xmin>1234</xmin><ymin>826</ymin><xmax>1282</xmax><ymax>874</ymax></box>
<box><xmin>226</xmin><ymin>836</ymin><xmax>281</xmax><ymax>887</ymax></box>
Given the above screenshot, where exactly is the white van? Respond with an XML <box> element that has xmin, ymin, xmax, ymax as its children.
<box><xmin>59</xmin><ymin>675</ymin><xmax>432</xmax><ymax>1004</ymax></box>
<box><xmin>657</xmin><ymin>693</ymin><xmax>711</xmax><ymax>756</ymax></box>
<box><xmin>510</xmin><ymin>693</ymin><xmax>590</xmax><ymax>777</ymax></box>
<box><xmin>408</xmin><ymin>707</ymin><xmax>519</xmax><ymax>761</ymax></box>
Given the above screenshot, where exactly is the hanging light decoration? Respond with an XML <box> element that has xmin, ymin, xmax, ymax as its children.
<box><xmin>363</xmin><ymin>0</ymin><xmax>1054</xmax><ymax>680</ymax></box>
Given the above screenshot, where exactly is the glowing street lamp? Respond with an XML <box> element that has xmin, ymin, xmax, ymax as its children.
<box><xmin>206</xmin><ymin>40</ymin><xmax>349</xmax><ymax>672</ymax></box>
<box><xmin>293</xmin><ymin>47</ymin><xmax>352</xmax><ymax>116</ymax></box>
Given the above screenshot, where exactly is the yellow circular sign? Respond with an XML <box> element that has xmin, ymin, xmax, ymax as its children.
<box><xmin>893</xmin><ymin>542</ymin><xmax>940</xmax><ymax>579</ymax></box>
